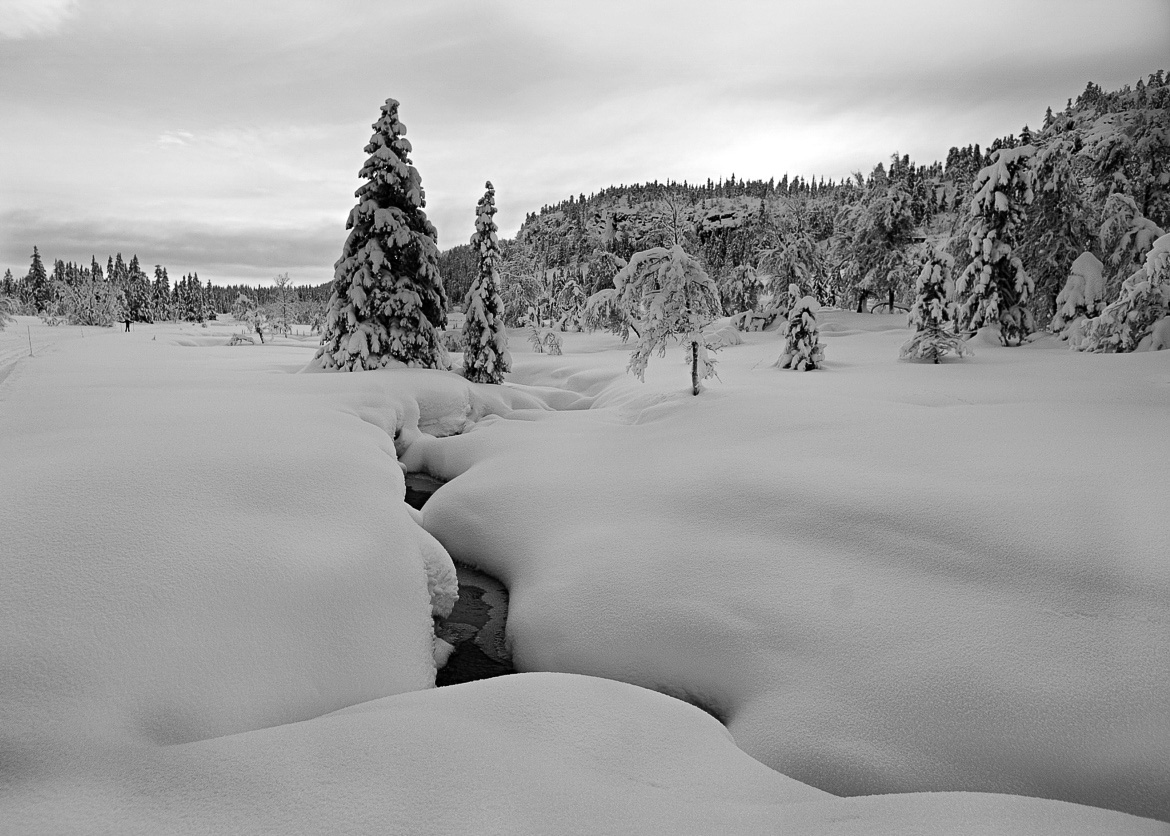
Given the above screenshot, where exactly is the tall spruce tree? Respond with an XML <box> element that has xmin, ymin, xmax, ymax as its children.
<box><xmin>152</xmin><ymin>265</ymin><xmax>171</xmax><ymax>321</ymax></box>
<box><xmin>125</xmin><ymin>255</ymin><xmax>151</xmax><ymax>321</ymax></box>
<box><xmin>25</xmin><ymin>247</ymin><xmax>51</xmax><ymax>312</ymax></box>
<box><xmin>462</xmin><ymin>182</ymin><xmax>511</xmax><ymax>384</ymax></box>
<box><xmin>956</xmin><ymin>145</ymin><xmax>1036</xmax><ymax>345</ymax></box>
<box><xmin>317</xmin><ymin>97</ymin><xmax>448</xmax><ymax>371</ymax></box>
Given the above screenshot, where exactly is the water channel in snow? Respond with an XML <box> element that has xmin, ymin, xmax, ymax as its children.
<box><xmin>405</xmin><ymin>472</ymin><xmax>515</xmax><ymax>686</ymax></box>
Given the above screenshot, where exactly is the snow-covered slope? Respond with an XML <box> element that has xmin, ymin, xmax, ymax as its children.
<box><xmin>1</xmin><ymin>314</ymin><xmax>1166</xmax><ymax>833</ymax></box>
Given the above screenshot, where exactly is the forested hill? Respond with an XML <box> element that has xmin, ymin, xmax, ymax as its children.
<box><xmin>439</xmin><ymin>71</ymin><xmax>1168</xmax><ymax>323</ymax></box>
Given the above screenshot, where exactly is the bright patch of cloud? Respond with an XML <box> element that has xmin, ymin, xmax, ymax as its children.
<box><xmin>0</xmin><ymin>0</ymin><xmax>77</xmax><ymax>38</ymax></box>
<box><xmin>157</xmin><ymin>131</ymin><xmax>195</xmax><ymax>147</ymax></box>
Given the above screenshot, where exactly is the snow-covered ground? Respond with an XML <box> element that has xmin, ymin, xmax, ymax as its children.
<box><xmin>2</xmin><ymin>313</ymin><xmax>1167</xmax><ymax>834</ymax></box>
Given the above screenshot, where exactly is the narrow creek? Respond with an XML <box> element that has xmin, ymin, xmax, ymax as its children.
<box><xmin>405</xmin><ymin>472</ymin><xmax>515</xmax><ymax>686</ymax></box>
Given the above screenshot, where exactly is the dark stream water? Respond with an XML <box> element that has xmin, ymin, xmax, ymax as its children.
<box><xmin>405</xmin><ymin>473</ymin><xmax>515</xmax><ymax>686</ymax></box>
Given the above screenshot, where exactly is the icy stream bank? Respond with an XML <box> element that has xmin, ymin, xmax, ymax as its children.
<box><xmin>405</xmin><ymin>473</ymin><xmax>514</xmax><ymax>685</ymax></box>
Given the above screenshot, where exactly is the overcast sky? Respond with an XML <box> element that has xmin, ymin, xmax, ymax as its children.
<box><xmin>2</xmin><ymin>0</ymin><xmax>1167</xmax><ymax>287</ymax></box>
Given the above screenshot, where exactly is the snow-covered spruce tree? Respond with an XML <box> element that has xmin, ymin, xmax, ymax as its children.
<box><xmin>316</xmin><ymin>98</ymin><xmax>448</xmax><ymax>371</ymax></box>
<box><xmin>956</xmin><ymin>145</ymin><xmax>1036</xmax><ymax>345</ymax></box>
<box><xmin>462</xmin><ymin>181</ymin><xmax>511</xmax><ymax>384</ymax></box>
<box><xmin>776</xmin><ymin>285</ymin><xmax>825</xmax><ymax>371</ymax></box>
<box><xmin>614</xmin><ymin>244</ymin><xmax>721</xmax><ymax>395</ymax></box>
<box><xmin>1080</xmin><ymin>232</ymin><xmax>1170</xmax><ymax>353</ymax></box>
<box><xmin>900</xmin><ymin>252</ymin><xmax>972</xmax><ymax>363</ymax></box>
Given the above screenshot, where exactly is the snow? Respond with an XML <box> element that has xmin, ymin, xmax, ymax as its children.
<box><xmin>2</xmin><ymin>313</ymin><xmax>1167</xmax><ymax>833</ymax></box>
<box><xmin>1053</xmin><ymin>251</ymin><xmax>1106</xmax><ymax>331</ymax></box>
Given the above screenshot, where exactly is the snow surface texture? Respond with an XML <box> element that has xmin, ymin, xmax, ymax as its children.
<box><xmin>415</xmin><ymin>314</ymin><xmax>1170</xmax><ymax>823</ymax></box>
<box><xmin>2</xmin><ymin>314</ymin><xmax>1167</xmax><ymax>833</ymax></box>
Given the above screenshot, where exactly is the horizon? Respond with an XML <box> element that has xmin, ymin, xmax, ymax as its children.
<box><xmin>2</xmin><ymin>0</ymin><xmax>1168</xmax><ymax>287</ymax></box>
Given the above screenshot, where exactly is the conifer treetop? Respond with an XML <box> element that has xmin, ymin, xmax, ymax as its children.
<box><xmin>473</xmin><ymin>181</ymin><xmax>499</xmax><ymax>251</ymax></box>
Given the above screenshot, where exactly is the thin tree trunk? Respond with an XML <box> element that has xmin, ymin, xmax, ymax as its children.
<box><xmin>691</xmin><ymin>340</ymin><xmax>699</xmax><ymax>396</ymax></box>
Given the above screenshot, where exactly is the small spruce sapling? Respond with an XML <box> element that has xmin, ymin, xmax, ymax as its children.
<box><xmin>900</xmin><ymin>252</ymin><xmax>972</xmax><ymax>363</ymax></box>
<box><xmin>776</xmin><ymin>285</ymin><xmax>825</xmax><ymax>370</ymax></box>
<box><xmin>462</xmin><ymin>182</ymin><xmax>512</xmax><ymax>383</ymax></box>
<box><xmin>614</xmin><ymin>244</ymin><xmax>721</xmax><ymax>395</ymax></box>
<box><xmin>316</xmin><ymin>97</ymin><xmax>448</xmax><ymax>371</ymax></box>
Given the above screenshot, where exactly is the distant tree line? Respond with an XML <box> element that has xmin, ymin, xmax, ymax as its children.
<box><xmin>0</xmin><ymin>250</ymin><xmax>331</xmax><ymax>329</ymax></box>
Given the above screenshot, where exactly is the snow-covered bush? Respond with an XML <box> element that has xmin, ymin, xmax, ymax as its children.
<box><xmin>728</xmin><ymin>308</ymin><xmax>777</xmax><ymax>332</ymax></box>
<box><xmin>956</xmin><ymin>145</ymin><xmax>1036</xmax><ymax>345</ymax></box>
<box><xmin>439</xmin><ymin>329</ymin><xmax>465</xmax><ymax>354</ymax></box>
<box><xmin>232</xmin><ymin>293</ymin><xmax>270</xmax><ymax>344</ymax></box>
<box><xmin>56</xmin><ymin>266</ymin><xmax>122</xmax><ymax>327</ymax></box>
<box><xmin>717</xmin><ymin>264</ymin><xmax>768</xmax><ymax>315</ymax></box>
<box><xmin>780</xmin><ymin>280</ymin><xmax>806</xmax><ymax>320</ymax></box>
<box><xmin>462</xmin><ymin>182</ymin><xmax>511</xmax><ymax>384</ymax></box>
<box><xmin>269</xmin><ymin>273</ymin><xmax>295</xmax><ymax>337</ymax></box>
<box><xmin>1079</xmin><ymin>233</ymin><xmax>1170</xmax><ymax>353</ymax></box>
<box><xmin>614</xmin><ymin>244</ymin><xmax>722</xmax><ymax>395</ymax></box>
<box><xmin>1098</xmin><ymin>193</ymin><xmax>1164</xmax><ymax>298</ymax></box>
<box><xmin>776</xmin><ymin>289</ymin><xmax>825</xmax><ymax>371</ymax></box>
<box><xmin>554</xmin><ymin>277</ymin><xmax>588</xmax><ymax>331</ymax></box>
<box><xmin>1051</xmin><ymin>252</ymin><xmax>1106</xmax><ymax>334</ymax></box>
<box><xmin>1146</xmin><ymin>315</ymin><xmax>1170</xmax><ymax>351</ymax></box>
<box><xmin>526</xmin><ymin>319</ymin><xmax>562</xmax><ymax>355</ymax></box>
<box><xmin>0</xmin><ymin>296</ymin><xmax>14</xmax><ymax>330</ymax></box>
<box><xmin>703</xmin><ymin>324</ymin><xmax>743</xmax><ymax>348</ymax></box>
<box><xmin>584</xmin><ymin>287</ymin><xmax>640</xmax><ymax>341</ymax></box>
<box><xmin>900</xmin><ymin>252</ymin><xmax>972</xmax><ymax>363</ymax></box>
<box><xmin>316</xmin><ymin>97</ymin><xmax>448</xmax><ymax>371</ymax></box>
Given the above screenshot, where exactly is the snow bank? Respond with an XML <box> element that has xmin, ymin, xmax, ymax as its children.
<box><xmin>3</xmin><ymin>315</ymin><xmax>1167</xmax><ymax>832</ymax></box>
<box><xmin>420</xmin><ymin>313</ymin><xmax>1170</xmax><ymax>823</ymax></box>
<box><xmin>0</xmin><ymin>321</ymin><xmax>453</xmax><ymax>747</ymax></box>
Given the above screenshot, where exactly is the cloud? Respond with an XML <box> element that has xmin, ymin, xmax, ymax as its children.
<box><xmin>0</xmin><ymin>209</ymin><xmax>341</xmax><ymax>287</ymax></box>
<box><xmin>3</xmin><ymin>0</ymin><xmax>1168</xmax><ymax>264</ymax></box>
<box><xmin>0</xmin><ymin>0</ymin><xmax>77</xmax><ymax>39</ymax></box>
<box><xmin>157</xmin><ymin>131</ymin><xmax>195</xmax><ymax>147</ymax></box>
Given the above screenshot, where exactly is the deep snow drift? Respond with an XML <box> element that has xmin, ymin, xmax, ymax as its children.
<box><xmin>1</xmin><ymin>314</ymin><xmax>1166</xmax><ymax>833</ymax></box>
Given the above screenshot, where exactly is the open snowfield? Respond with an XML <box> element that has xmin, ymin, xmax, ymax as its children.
<box><xmin>2</xmin><ymin>313</ymin><xmax>1167</xmax><ymax>834</ymax></box>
